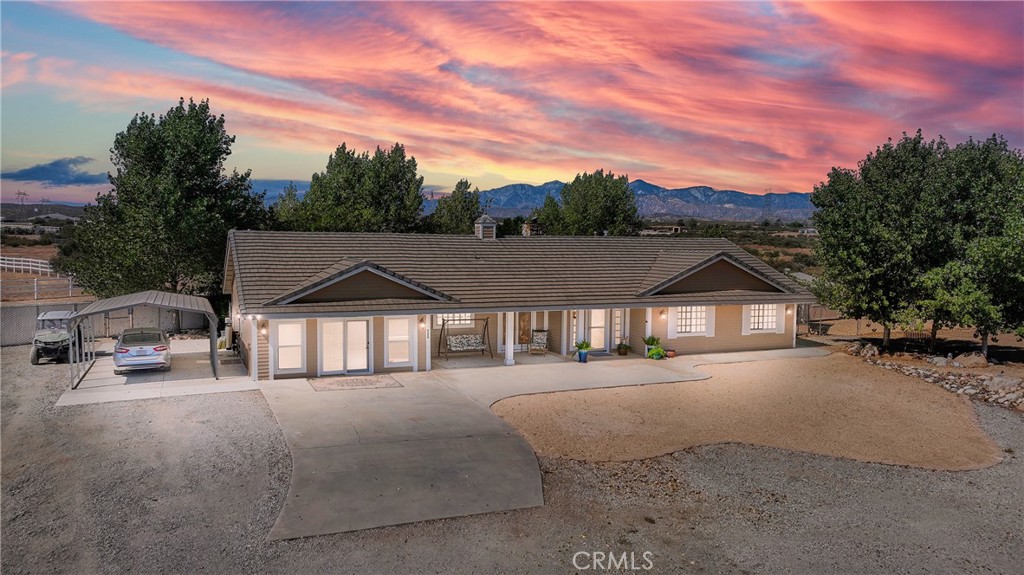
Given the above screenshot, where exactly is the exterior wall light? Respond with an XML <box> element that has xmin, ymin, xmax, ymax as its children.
<box><xmin>419</xmin><ymin>317</ymin><xmax>426</xmax><ymax>329</ymax></box>
<box><xmin>260</xmin><ymin>326</ymin><xmax>268</xmax><ymax>336</ymax></box>
<box><xmin>659</xmin><ymin>309</ymin><xmax>667</xmax><ymax>320</ymax></box>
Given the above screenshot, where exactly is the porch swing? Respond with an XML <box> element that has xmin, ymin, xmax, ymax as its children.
<box><xmin>437</xmin><ymin>317</ymin><xmax>494</xmax><ymax>360</ymax></box>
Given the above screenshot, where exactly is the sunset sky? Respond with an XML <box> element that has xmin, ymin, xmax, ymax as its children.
<box><xmin>2</xmin><ymin>1</ymin><xmax>1022</xmax><ymax>205</ymax></box>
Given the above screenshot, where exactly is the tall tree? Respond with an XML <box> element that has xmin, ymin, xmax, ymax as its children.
<box><xmin>428</xmin><ymin>179</ymin><xmax>485</xmax><ymax>234</ymax></box>
<box><xmin>811</xmin><ymin>131</ymin><xmax>943</xmax><ymax>348</ymax></box>
<box><xmin>269</xmin><ymin>182</ymin><xmax>304</xmax><ymax>231</ymax></box>
<box><xmin>54</xmin><ymin>98</ymin><xmax>267</xmax><ymax>298</ymax></box>
<box><xmin>531</xmin><ymin>169</ymin><xmax>642</xmax><ymax>236</ymax></box>
<box><xmin>300</xmin><ymin>143</ymin><xmax>424</xmax><ymax>232</ymax></box>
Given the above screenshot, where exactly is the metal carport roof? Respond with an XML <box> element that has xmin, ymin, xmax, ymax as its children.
<box><xmin>68</xmin><ymin>290</ymin><xmax>221</xmax><ymax>388</ymax></box>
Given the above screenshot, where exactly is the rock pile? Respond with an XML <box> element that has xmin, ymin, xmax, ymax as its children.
<box><xmin>865</xmin><ymin>357</ymin><xmax>1023</xmax><ymax>410</ymax></box>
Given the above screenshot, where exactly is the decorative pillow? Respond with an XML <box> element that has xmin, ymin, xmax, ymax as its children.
<box><xmin>530</xmin><ymin>332</ymin><xmax>548</xmax><ymax>346</ymax></box>
<box><xmin>448</xmin><ymin>334</ymin><xmax>484</xmax><ymax>351</ymax></box>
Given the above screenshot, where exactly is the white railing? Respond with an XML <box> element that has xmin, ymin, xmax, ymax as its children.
<box><xmin>0</xmin><ymin>277</ymin><xmax>83</xmax><ymax>300</ymax></box>
<box><xmin>0</xmin><ymin>256</ymin><xmax>60</xmax><ymax>277</ymax></box>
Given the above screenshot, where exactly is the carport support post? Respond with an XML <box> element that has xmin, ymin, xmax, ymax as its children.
<box><xmin>504</xmin><ymin>312</ymin><xmax>515</xmax><ymax>366</ymax></box>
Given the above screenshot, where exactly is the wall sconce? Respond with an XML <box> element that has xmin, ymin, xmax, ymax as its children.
<box><xmin>572</xmin><ymin>311</ymin><xmax>577</xmax><ymax>319</ymax></box>
<box><xmin>418</xmin><ymin>317</ymin><xmax>426</xmax><ymax>329</ymax></box>
<box><xmin>259</xmin><ymin>319</ymin><xmax>268</xmax><ymax>337</ymax></box>
<box><xmin>786</xmin><ymin>307</ymin><xmax>793</xmax><ymax>315</ymax></box>
<box><xmin>659</xmin><ymin>309</ymin><xmax>667</xmax><ymax>320</ymax></box>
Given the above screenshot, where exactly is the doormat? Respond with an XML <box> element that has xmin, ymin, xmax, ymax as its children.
<box><xmin>307</xmin><ymin>374</ymin><xmax>403</xmax><ymax>391</ymax></box>
<box><xmin>588</xmin><ymin>351</ymin><xmax>613</xmax><ymax>357</ymax></box>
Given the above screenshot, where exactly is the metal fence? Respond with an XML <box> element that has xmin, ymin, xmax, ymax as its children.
<box><xmin>0</xmin><ymin>256</ymin><xmax>60</xmax><ymax>276</ymax></box>
<box><xmin>0</xmin><ymin>278</ymin><xmax>84</xmax><ymax>301</ymax></box>
<box><xmin>1</xmin><ymin>302</ymin><xmax>207</xmax><ymax>346</ymax></box>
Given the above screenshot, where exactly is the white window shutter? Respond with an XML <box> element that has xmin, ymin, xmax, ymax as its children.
<box><xmin>667</xmin><ymin>307</ymin><xmax>678</xmax><ymax>339</ymax></box>
<box><xmin>705</xmin><ymin>306</ymin><xmax>716</xmax><ymax>337</ymax></box>
<box><xmin>741</xmin><ymin>306</ymin><xmax>751</xmax><ymax>335</ymax></box>
<box><xmin>776</xmin><ymin>304</ymin><xmax>786</xmax><ymax>334</ymax></box>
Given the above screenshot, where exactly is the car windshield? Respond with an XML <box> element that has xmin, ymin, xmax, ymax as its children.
<box><xmin>122</xmin><ymin>333</ymin><xmax>163</xmax><ymax>345</ymax></box>
<box><xmin>39</xmin><ymin>319</ymin><xmax>67</xmax><ymax>329</ymax></box>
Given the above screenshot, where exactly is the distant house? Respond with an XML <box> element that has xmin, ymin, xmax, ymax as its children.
<box><xmin>223</xmin><ymin>217</ymin><xmax>815</xmax><ymax>381</ymax></box>
<box><xmin>639</xmin><ymin>226</ymin><xmax>681</xmax><ymax>236</ymax></box>
<box><xmin>798</xmin><ymin>227</ymin><xmax>819</xmax><ymax>236</ymax></box>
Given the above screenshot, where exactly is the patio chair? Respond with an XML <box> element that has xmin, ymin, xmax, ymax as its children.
<box><xmin>528</xmin><ymin>329</ymin><xmax>549</xmax><ymax>355</ymax></box>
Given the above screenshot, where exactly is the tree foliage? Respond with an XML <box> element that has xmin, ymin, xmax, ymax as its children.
<box><xmin>812</xmin><ymin>131</ymin><xmax>1024</xmax><ymax>353</ymax></box>
<box><xmin>531</xmin><ymin>169</ymin><xmax>642</xmax><ymax>236</ymax></box>
<box><xmin>427</xmin><ymin>179</ymin><xmax>486</xmax><ymax>234</ymax></box>
<box><xmin>269</xmin><ymin>182</ymin><xmax>304</xmax><ymax>231</ymax></box>
<box><xmin>54</xmin><ymin>98</ymin><xmax>268</xmax><ymax>298</ymax></box>
<box><xmin>296</xmin><ymin>143</ymin><xmax>424</xmax><ymax>232</ymax></box>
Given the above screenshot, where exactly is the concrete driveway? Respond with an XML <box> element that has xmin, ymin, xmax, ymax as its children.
<box><xmin>260</xmin><ymin>376</ymin><xmax>542</xmax><ymax>540</ymax></box>
<box><xmin>261</xmin><ymin>347</ymin><xmax>830</xmax><ymax>540</ymax></box>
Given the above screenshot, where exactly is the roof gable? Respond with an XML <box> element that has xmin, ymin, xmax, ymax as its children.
<box><xmin>638</xmin><ymin>252</ymin><xmax>787</xmax><ymax>296</ymax></box>
<box><xmin>264</xmin><ymin>260</ymin><xmax>454</xmax><ymax>306</ymax></box>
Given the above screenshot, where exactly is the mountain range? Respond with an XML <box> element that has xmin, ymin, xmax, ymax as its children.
<box><xmin>423</xmin><ymin>179</ymin><xmax>815</xmax><ymax>221</ymax></box>
<box><xmin>4</xmin><ymin>179</ymin><xmax>815</xmax><ymax>223</ymax></box>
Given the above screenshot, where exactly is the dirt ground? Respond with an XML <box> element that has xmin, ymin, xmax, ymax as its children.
<box><xmin>493</xmin><ymin>354</ymin><xmax>1004</xmax><ymax>469</ymax></box>
<box><xmin>0</xmin><ymin>244</ymin><xmax>59</xmax><ymax>260</ymax></box>
<box><xmin>2</xmin><ymin>345</ymin><xmax>1022</xmax><ymax>574</ymax></box>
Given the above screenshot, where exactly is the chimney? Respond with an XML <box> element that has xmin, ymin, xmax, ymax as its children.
<box><xmin>474</xmin><ymin>214</ymin><xmax>497</xmax><ymax>240</ymax></box>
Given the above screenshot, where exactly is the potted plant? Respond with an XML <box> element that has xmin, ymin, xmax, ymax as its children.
<box><xmin>574</xmin><ymin>340</ymin><xmax>592</xmax><ymax>363</ymax></box>
<box><xmin>616</xmin><ymin>338</ymin><xmax>630</xmax><ymax>356</ymax></box>
<box><xmin>646</xmin><ymin>345</ymin><xmax>666</xmax><ymax>360</ymax></box>
<box><xmin>642</xmin><ymin>335</ymin><xmax>661</xmax><ymax>357</ymax></box>
<box><xmin>664</xmin><ymin>349</ymin><xmax>677</xmax><ymax>358</ymax></box>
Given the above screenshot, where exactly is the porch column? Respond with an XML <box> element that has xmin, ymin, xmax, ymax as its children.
<box><xmin>504</xmin><ymin>312</ymin><xmax>515</xmax><ymax>366</ymax></box>
<box><xmin>250</xmin><ymin>318</ymin><xmax>258</xmax><ymax>382</ymax></box>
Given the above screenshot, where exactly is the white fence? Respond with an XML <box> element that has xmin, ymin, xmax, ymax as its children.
<box><xmin>0</xmin><ymin>278</ymin><xmax>83</xmax><ymax>301</ymax></box>
<box><xmin>0</xmin><ymin>257</ymin><xmax>60</xmax><ymax>277</ymax></box>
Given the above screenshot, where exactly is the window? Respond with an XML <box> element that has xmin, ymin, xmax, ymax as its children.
<box><xmin>276</xmin><ymin>321</ymin><xmax>305</xmax><ymax>372</ymax></box>
<box><xmin>436</xmin><ymin>313</ymin><xmax>473</xmax><ymax>327</ymax></box>
<box><xmin>386</xmin><ymin>317</ymin><xmax>411</xmax><ymax>365</ymax></box>
<box><xmin>676</xmin><ymin>306</ymin><xmax>707</xmax><ymax>334</ymax></box>
<box><xmin>749</xmin><ymin>304</ymin><xmax>777</xmax><ymax>331</ymax></box>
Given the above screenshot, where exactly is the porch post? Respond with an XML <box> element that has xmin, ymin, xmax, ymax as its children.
<box><xmin>250</xmin><ymin>318</ymin><xmax>258</xmax><ymax>382</ymax></box>
<box><xmin>504</xmin><ymin>311</ymin><xmax>515</xmax><ymax>366</ymax></box>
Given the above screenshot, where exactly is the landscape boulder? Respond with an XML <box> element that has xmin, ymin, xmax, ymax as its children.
<box><xmin>927</xmin><ymin>356</ymin><xmax>948</xmax><ymax>367</ymax></box>
<box><xmin>988</xmin><ymin>374</ymin><xmax>1024</xmax><ymax>391</ymax></box>
<box><xmin>952</xmin><ymin>352</ymin><xmax>988</xmax><ymax>368</ymax></box>
<box><xmin>859</xmin><ymin>343</ymin><xmax>879</xmax><ymax>358</ymax></box>
<box><xmin>845</xmin><ymin>342</ymin><xmax>863</xmax><ymax>356</ymax></box>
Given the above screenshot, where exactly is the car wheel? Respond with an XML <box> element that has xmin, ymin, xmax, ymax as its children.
<box><xmin>29</xmin><ymin>348</ymin><xmax>40</xmax><ymax>365</ymax></box>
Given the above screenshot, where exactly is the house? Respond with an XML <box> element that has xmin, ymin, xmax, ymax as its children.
<box><xmin>798</xmin><ymin>227</ymin><xmax>819</xmax><ymax>236</ymax></box>
<box><xmin>223</xmin><ymin>217</ymin><xmax>815</xmax><ymax>381</ymax></box>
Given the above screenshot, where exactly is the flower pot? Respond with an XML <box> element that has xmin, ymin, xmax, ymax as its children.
<box><xmin>665</xmin><ymin>350</ymin><xmax>677</xmax><ymax>358</ymax></box>
<box><xmin>617</xmin><ymin>346</ymin><xmax>629</xmax><ymax>356</ymax></box>
<box><xmin>578</xmin><ymin>350</ymin><xmax>588</xmax><ymax>363</ymax></box>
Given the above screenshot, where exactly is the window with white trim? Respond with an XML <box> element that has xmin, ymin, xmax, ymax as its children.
<box><xmin>749</xmin><ymin>304</ymin><xmax>777</xmax><ymax>331</ymax></box>
<box><xmin>676</xmin><ymin>306</ymin><xmax>707</xmax><ymax>334</ymax></box>
<box><xmin>275</xmin><ymin>321</ymin><xmax>305</xmax><ymax>373</ymax></box>
<box><xmin>386</xmin><ymin>317</ymin><xmax>411</xmax><ymax>365</ymax></box>
<box><xmin>436</xmin><ymin>313</ymin><xmax>474</xmax><ymax>327</ymax></box>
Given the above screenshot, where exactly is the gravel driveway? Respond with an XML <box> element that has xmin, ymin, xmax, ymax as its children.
<box><xmin>3</xmin><ymin>345</ymin><xmax>1021</xmax><ymax>574</ymax></box>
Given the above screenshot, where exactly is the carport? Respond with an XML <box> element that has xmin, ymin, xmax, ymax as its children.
<box><xmin>68</xmin><ymin>290</ymin><xmax>220</xmax><ymax>389</ymax></box>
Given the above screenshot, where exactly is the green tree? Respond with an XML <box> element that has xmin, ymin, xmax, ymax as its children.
<box><xmin>300</xmin><ymin>143</ymin><xmax>423</xmax><ymax>232</ymax></box>
<box><xmin>532</xmin><ymin>169</ymin><xmax>642</xmax><ymax>236</ymax></box>
<box><xmin>54</xmin><ymin>98</ymin><xmax>267</xmax><ymax>298</ymax></box>
<box><xmin>428</xmin><ymin>179</ymin><xmax>486</xmax><ymax>234</ymax></box>
<box><xmin>534</xmin><ymin>193</ymin><xmax>564</xmax><ymax>234</ymax></box>
<box><xmin>496</xmin><ymin>215</ymin><xmax>527</xmax><ymax>237</ymax></box>
<box><xmin>811</xmin><ymin>131</ymin><xmax>943</xmax><ymax>348</ymax></box>
<box><xmin>269</xmin><ymin>182</ymin><xmax>304</xmax><ymax>231</ymax></box>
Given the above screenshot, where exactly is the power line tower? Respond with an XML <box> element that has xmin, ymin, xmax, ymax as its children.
<box><xmin>41</xmin><ymin>197</ymin><xmax>51</xmax><ymax>205</ymax></box>
<box><xmin>16</xmin><ymin>190</ymin><xmax>29</xmax><ymax>206</ymax></box>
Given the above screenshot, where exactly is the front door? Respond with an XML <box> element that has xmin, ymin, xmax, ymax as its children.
<box><xmin>588</xmin><ymin>309</ymin><xmax>607</xmax><ymax>351</ymax></box>
<box><xmin>320</xmin><ymin>319</ymin><xmax>370</xmax><ymax>375</ymax></box>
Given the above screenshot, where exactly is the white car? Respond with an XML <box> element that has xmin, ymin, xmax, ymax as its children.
<box><xmin>113</xmin><ymin>328</ymin><xmax>171</xmax><ymax>375</ymax></box>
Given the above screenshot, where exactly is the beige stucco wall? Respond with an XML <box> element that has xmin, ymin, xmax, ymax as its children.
<box><xmin>651</xmin><ymin>304</ymin><xmax>794</xmax><ymax>354</ymax></box>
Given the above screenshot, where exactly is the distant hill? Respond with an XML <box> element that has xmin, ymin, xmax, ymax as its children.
<box><xmin>430</xmin><ymin>179</ymin><xmax>815</xmax><ymax>221</ymax></box>
<box><xmin>1</xmin><ymin>203</ymin><xmax>85</xmax><ymax>221</ymax></box>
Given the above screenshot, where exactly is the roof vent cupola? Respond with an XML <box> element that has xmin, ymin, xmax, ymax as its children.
<box><xmin>474</xmin><ymin>214</ymin><xmax>497</xmax><ymax>240</ymax></box>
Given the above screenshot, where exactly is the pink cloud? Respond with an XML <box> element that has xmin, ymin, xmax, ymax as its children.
<box><xmin>34</xmin><ymin>1</ymin><xmax>1024</xmax><ymax>194</ymax></box>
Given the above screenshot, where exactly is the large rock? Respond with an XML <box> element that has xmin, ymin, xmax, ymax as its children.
<box><xmin>953</xmin><ymin>352</ymin><xmax>988</xmax><ymax>368</ymax></box>
<box><xmin>927</xmin><ymin>356</ymin><xmax>948</xmax><ymax>367</ymax></box>
<box><xmin>845</xmin><ymin>342</ymin><xmax>863</xmax><ymax>356</ymax></box>
<box><xmin>859</xmin><ymin>343</ymin><xmax>879</xmax><ymax>358</ymax></box>
<box><xmin>988</xmin><ymin>374</ymin><xmax>1024</xmax><ymax>391</ymax></box>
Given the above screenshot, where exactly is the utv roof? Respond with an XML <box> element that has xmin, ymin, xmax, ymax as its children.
<box><xmin>38</xmin><ymin>311</ymin><xmax>74</xmax><ymax>320</ymax></box>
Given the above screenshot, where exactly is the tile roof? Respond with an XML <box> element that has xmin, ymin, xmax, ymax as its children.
<box><xmin>226</xmin><ymin>231</ymin><xmax>815</xmax><ymax>316</ymax></box>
